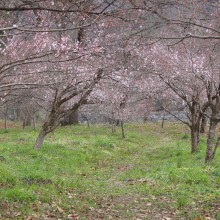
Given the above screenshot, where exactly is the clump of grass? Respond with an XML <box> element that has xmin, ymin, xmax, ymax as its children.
<box><xmin>177</xmin><ymin>157</ymin><xmax>183</xmax><ymax>168</ymax></box>
<box><xmin>216</xmin><ymin>212</ymin><xmax>220</xmax><ymax>220</ymax></box>
<box><xmin>177</xmin><ymin>194</ymin><xmax>189</xmax><ymax>209</ymax></box>
<box><xmin>96</xmin><ymin>138</ymin><xmax>115</xmax><ymax>148</ymax></box>
<box><xmin>4</xmin><ymin>129</ymin><xmax>9</xmax><ymax>134</ymax></box>
<box><xmin>182</xmin><ymin>133</ymin><xmax>189</xmax><ymax>139</ymax></box>
<box><xmin>0</xmin><ymin>166</ymin><xmax>17</xmax><ymax>186</ymax></box>
<box><xmin>4</xmin><ymin>187</ymin><xmax>36</xmax><ymax>202</ymax></box>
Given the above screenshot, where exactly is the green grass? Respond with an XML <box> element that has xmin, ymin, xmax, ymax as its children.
<box><xmin>0</xmin><ymin>122</ymin><xmax>219</xmax><ymax>219</ymax></box>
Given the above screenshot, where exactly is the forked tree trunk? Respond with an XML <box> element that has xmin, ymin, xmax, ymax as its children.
<box><xmin>205</xmin><ymin>120</ymin><xmax>218</xmax><ymax>164</ymax></box>
<box><xmin>34</xmin><ymin>130</ymin><xmax>47</xmax><ymax>150</ymax></box>
<box><xmin>33</xmin><ymin>68</ymin><xmax>103</xmax><ymax>150</ymax></box>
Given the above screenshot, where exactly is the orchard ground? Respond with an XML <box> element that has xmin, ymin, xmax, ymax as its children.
<box><xmin>0</xmin><ymin>122</ymin><xmax>219</xmax><ymax>220</ymax></box>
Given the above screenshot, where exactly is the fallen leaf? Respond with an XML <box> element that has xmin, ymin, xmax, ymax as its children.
<box><xmin>67</xmin><ymin>214</ymin><xmax>79</xmax><ymax>219</ymax></box>
<box><xmin>57</xmin><ymin>206</ymin><xmax>64</xmax><ymax>213</ymax></box>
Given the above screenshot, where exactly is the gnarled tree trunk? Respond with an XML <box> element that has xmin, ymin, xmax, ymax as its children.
<box><xmin>33</xmin><ymin>103</ymin><xmax>61</xmax><ymax>149</ymax></box>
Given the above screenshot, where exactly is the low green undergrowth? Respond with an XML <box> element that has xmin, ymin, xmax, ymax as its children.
<box><xmin>0</xmin><ymin>122</ymin><xmax>219</xmax><ymax>219</ymax></box>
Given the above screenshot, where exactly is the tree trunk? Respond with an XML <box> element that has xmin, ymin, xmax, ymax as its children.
<box><xmin>112</xmin><ymin>123</ymin><xmax>116</xmax><ymax>133</ymax></box>
<box><xmin>3</xmin><ymin>106</ymin><xmax>8</xmax><ymax>130</ymax></box>
<box><xmin>205</xmin><ymin>120</ymin><xmax>218</xmax><ymax>163</ymax></box>
<box><xmin>213</xmin><ymin>136</ymin><xmax>220</xmax><ymax>160</ymax></box>
<box><xmin>33</xmin><ymin>115</ymin><xmax>36</xmax><ymax>130</ymax></box>
<box><xmin>200</xmin><ymin>115</ymin><xmax>207</xmax><ymax>133</ymax></box>
<box><xmin>121</xmin><ymin>120</ymin><xmax>125</xmax><ymax>139</ymax></box>
<box><xmin>83</xmin><ymin>114</ymin><xmax>90</xmax><ymax>127</ymax></box>
<box><xmin>196</xmin><ymin>128</ymin><xmax>200</xmax><ymax>146</ymax></box>
<box><xmin>4</xmin><ymin>113</ymin><xmax>7</xmax><ymax>130</ymax></box>
<box><xmin>26</xmin><ymin>116</ymin><xmax>31</xmax><ymax>126</ymax></box>
<box><xmin>86</xmin><ymin>119</ymin><xmax>90</xmax><ymax>127</ymax></box>
<box><xmin>161</xmin><ymin>113</ymin><xmax>165</xmax><ymax>129</ymax></box>
<box><xmin>23</xmin><ymin>115</ymin><xmax>31</xmax><ymax>128</ymax></box>
<box><xmin>191</xmin><ymin>126</ymin><xmax>199</xmax><ymax>153</ymax></box>
<box><xmin>34</xmin><ymin>130</ymin><xmax>47</xmax><ymax>149</ymax></box>
<box><xmin>116</xmin><ymin>119</ymin><xmax>120</xmax><ymax>126</ymax></box>
<box><xmin>22</xmin><ymin>116</ymin><xmax>26</xmax><ymax>129</ymax></box>
<box><xmin>143</xmin><ymin>115</ymin><xmax>148</xmax><ymax>123</ymax></box>
<box><xmin>33</xmin><ymin>108</ymin><xmax>61</xmax><ymax>149</ymax></box>
<box><xmin>15</xmin><ymin>108</ymin><xmax>21</xmax><ymax>121</ymax></box>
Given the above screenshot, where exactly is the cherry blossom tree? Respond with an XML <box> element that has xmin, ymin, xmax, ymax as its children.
<box><xmin>0</xmin><ymin>0</ymin><xmax>130</xmax><ymax>149</ymax></box>
<box><xmin>130</xmin><ymin>0</ymin><xmax>220</xmax><ymax>161</ymax></box>
<box><xmin>150</xmin><ymin>42</ymin><xmax>210</xmax><ymax>153</ymax></box>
